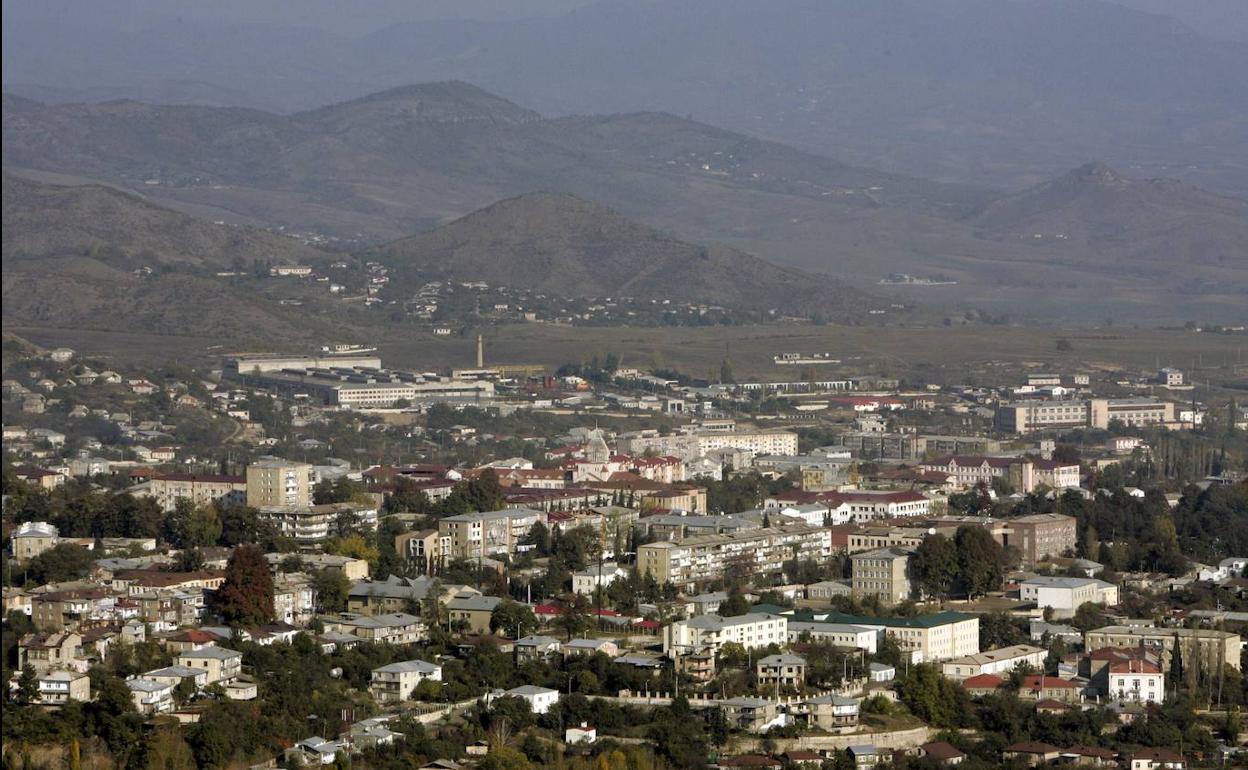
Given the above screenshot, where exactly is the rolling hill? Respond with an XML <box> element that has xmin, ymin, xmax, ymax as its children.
<box><xmin>371</xmin><ymin>192</ymin><xmax>873</xmax><ymax>315</ymax></box>
<box><xmin>970</xmin><ymin>162</ymin><xmax>1248</xmax><ymax>269</ymax></box>
<box><xmin>1</xmin><ymin>173</ymin><xmax>326</xmax><ymax>269</ymax></box>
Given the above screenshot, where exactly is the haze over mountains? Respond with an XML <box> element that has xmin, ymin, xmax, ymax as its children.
<box><xmin>4</xmin><ymin>0</ymin><xmax>1247</xmax><ymax>196</ymax></box>
<box><xmin>4</xmin><ymin>81</ymin><xmax>1245</xmax><ymax>322</ymax></box>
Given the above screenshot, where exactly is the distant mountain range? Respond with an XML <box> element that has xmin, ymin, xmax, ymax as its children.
<box><xmin>4</xmin><ymin>0</ymin><xmax>1246</xmax><ymax>195</ymax></box>
<box><xmin>3</xmin><ymin>83</ymin><xmax>1246</xmax><ymax>322</ymax></box>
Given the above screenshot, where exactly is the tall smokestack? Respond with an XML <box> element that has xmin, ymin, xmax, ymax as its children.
<box><xmin>476</xmin><ymin>334</ymin><xmax>484</xmax><ymax>369</ymax></box>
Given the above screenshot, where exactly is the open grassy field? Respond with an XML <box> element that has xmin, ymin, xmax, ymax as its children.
<box><xmin>378</xmin><ymin>323</ymin><xmax>1248</xmax><ymax>383</ymax></box>
<box><xmin>9</xmin><ymin>322</ymin><xmax>1246</xmax><ymax>389</ymax></box>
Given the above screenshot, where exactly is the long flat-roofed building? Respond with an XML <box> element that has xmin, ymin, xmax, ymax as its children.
<box><xmin>1084</xmin><ymin>625</ymin><xmax>1242</xmax><ymax>671</ymax></box>
<box><xmin>637</xmin><ymin>524</ymin><xmax>832</xmax><ymax>590</ymax></box>
<box><xmin>226</xmin><ymin>355</ymin><xmax>492</xmax><ymax>408</ymax></box>
<box><xmin>664</xmin><ymin>612</ymin><xmax>788</xmax><ymax>655</ymax></box>
<box><xmin>783</xmin><ymin>609</ymin><xmax>979</xmax><ymax>663</ymax></box>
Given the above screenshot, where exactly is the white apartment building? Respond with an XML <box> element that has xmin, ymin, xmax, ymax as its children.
<box><xmin>637</xmin><ymin>524</ymin><xmax>832</xmax><ymax>589</ymax></box>
<box><xmin>787</xmin><ymin>622</ymin><xmax>879</xmax><ymax>653</ymax></box>
<box><xmin>1018</xmin><ymin>576</ymin><xmax>1118</xmax><ymax>618</ymax></box>
<box><xmin>370</xmin><ymin>660</ymin><xmax>443</xmax><ymax>703</ymax></box>
<box><xmin>786</xmin><ymin>611</ymin><xmax>979</xmax><ymax>663</ymax></box>
<box><xmin>941</xmin><ymin>644</ymin><xmax>1048</xmax><ymax>680</ymax></box>
<box><xmin>1108</xmin><ymin>660</ymin><xmax>1164</xmax><ymax>705</ymax></box>
<box><xmin>616</xmin><ymin>430</ymin><xmax>798</xmax><ymax>462</ymax></box>
<box><xmin>664</xmin><ymin>613</ymin><xmax>788</xmax><ymax>656</ymax></box>
<box><xmin>832</xmin><ymin>490</ymin><xmax>931</xmax><ymax>521</ymax></box>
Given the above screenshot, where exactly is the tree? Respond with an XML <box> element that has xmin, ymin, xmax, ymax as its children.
<box><xmin>185</xmin><ymin>505</ymin><xmax>224</xmax><ymax>547</ymax></box>
<box><xmin>174</xmin><ymin>547</ymin><xmax>206</xmax><ymax>572</ymax></box>
<box><xmin>212</xmin><ymin>545</ymin><xmax>274</xmax><ymax>625</ymax></box>
<box><xmin>313</xmin><ymin>569</ymin><xmax>351</xmax><ymax>613</ymax></box>
<box><xmin>554</xmin><ymin>593</ymin><xmax>593</xmax><ymax>641</ymax></box>
<box><xmin>719</xmin><ymin>359</ymin><xmax>736</xmax><ymax>385</ymax></box>
<box><xmin>955</xmin><ymin>525</ymin><xmax>1005</xmax><ymax>598</ymax></box>
<box><xmin>521</xmin><ymin>522</ymin><xmax>551</xmax><ymax>555</ymax></box>
<box><xmin>25</xmin><ymin>543</ymin><xmax>94</xmax><ymax>584</ymax></box>
<box><xmin>16</xmin><ymin>665</ymin><xmax>38</xmax><ymax>703</ymax></box>
<box><xmin>913</xmin><ymin>534</ymin><xmax>959</xmax><ymax>599</ymax></box>
<box><xmin>1055</xmin><ymin>338</ymin><xmax>1073</xmax><ymax>352</ymax></box>
<box><xmin>490</xmin><ymin>601</ymin><xmax>538</xmax><ymax>638</ymax></box>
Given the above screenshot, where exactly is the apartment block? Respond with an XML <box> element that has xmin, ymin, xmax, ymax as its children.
<box><xmin>785</xmin><ymin>610</ymin><xmax>979</xmax><ymax>663</ymax></box>
<box><xmin>1088</xmin><ymin>398</ymin><xmax>1175</xmax><ymax>430</ymax></box>
<box><xmin>438</xmin><ymin>508</ymin><xmax>546</xmax><ymax>560</ymax></box>
<box><xmin>133</xmin><ymin>473</ymin><xmax>246</xmax><ymax>513</ymax></box>
<box><xmin>995</xmin><ymin>400</ymin><xmax>1088</xmax><ymax>434</ymax></box>
<box><xmin>851</xmin><ymin>547</ymin><xmax>913</xmax><ymax>605</ymax></box>
<box><xmin>246</xmin><ymin>457</ymin><xmax>314</xmax><ymax>509</ymax></box>
<box><xmin>1001</xmin><ymin>513</ymin><xmax>1077</xmax><ymax>567</ymax></box>
<box><xmin>1018</xmin><ymin>576</ymin><xmax>1118</xmax><ymax>618</ymax></box>
<box><xmin>1084</xmin><ymin>626</ymin><xmax>1242</xmax><ymax>671</ymax></box>
<box><xmin>663</xmin><ymin>612</ymin><xmax>788</xmax><ymax>655</ymax></box>
<box><xmin>637</xmin><ymin>524</ymin><xmax>832</xmax><ymax>590</ymax></box>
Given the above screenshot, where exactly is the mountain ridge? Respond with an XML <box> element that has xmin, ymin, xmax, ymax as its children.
<box><xmin>371</xmin><ymin>191</ymin><xmax>874</xmax><ymax>316</ymax></box>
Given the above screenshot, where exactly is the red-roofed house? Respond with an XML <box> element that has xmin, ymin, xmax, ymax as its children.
<box><xmin>963</xmin><ymin>674</ymin><xmax>1003</xmax><ymax>697</ymax></box>
<box><xmin>1020</xmin><ymin>675</ymin><xmax>1082</xmax><ymax>703</ymax></box>
<box><xmin>1130</xmin><ymin>748</ymin><xmax>1185</xmax><ymax>770</ymax></box>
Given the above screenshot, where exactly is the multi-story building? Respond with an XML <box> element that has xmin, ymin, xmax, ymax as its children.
<box><xmin>36</xmin><ymin>670</ymin><xmax>91</xmax><ymax>704</ymax></box>
<box><xmin>756</xmin><ymin>653</ymin><xmax>807</xmax><ymax>688</ymax></box>
<box><xmin>1018</xmin><ymin>576</ymin><xmax>1118</xmax><ymax>618</ymax></box>
<box><xmin>369</xmin><ymin>660</ymin><xmax>442</xmax><ymax>703</ymax></box>
<box><xmin>322</xmin><ymin>613</ymin><xmax>427</xmax><ymax>645</ymax></box>
<box><xmin>1001</xmin><ymin>513</ymin><xmax>1077</xmax><ymax>567</ymax></box>
<box><xmin>262</xmin><ymin>501</ymin><xmax>378</xmax><ymax>543</ymax></box>
<box><xmin>637</xmin><ymin>524</ymin><xmax>832</xmax><ymax>590</ymax></box>
<box><xmin>918</xmin><ymin>456</ymin><xmax>1080</xmax><ymax>493</ymax></box>
<box><xmin>176</xmin><ymin>647</ymin><xmax>243</xmax><ymax>685</ymax></box>
<box><xmin>786</xmin><ymin>621</ymin><xmax>878</xmax><ymax>653</ymax></box>
<box><xmin>18</xmin><ymin>632</ymin><xmax>82</xmax><ymax>674</ymax></box>
<box><xmin>1084</xmin><ymin>626</ymin><xmax>1243</xmax><ymax>671</ymax></box>
<box><xmin>829</xmin><ymin>431</ymin><xmax>921</xmax><ymax>460</ymax></box>
<box><xmin>850</xmin><ymin>548</ymin><xmax>913</xmax><ymax>605</ymax></box>
<box><xmin>11</xmin><ymin>521</ymin><xmax>60</xmax><ymax>560</ymax></box>
<box><xmin>394</xmin><ymin>529</ymin><xmax>441</xmax><ymax>572</ymax></box>
<box><xmin>1088</xmin><ymin>398</ymin><xmax>1175</xmax><ymax>429</ymax></box>
<box><xmin>941</xmin><ymin>644</ymin><xmax>1048</xmax><ymax>681</ymax></box>
<box><xmin>127</xmin><ymin>678</ymin><xmax>175</xmax><ymax>714</ymax></box>
<box><xmin>663</xmin><ymin>613</ymin><xmax>788</xmax><ymax>655</ymax></box>
<box><xmin>246</xmin><ymin>457</ymin><xmax>314</xmax><ymax>509</ymax></box>
<box><xmin>995</xmin><ymin>400</ymin><xmax>1090</xmax><ymax>434</ymax></box>
<box><xmin>615</xmin><ymin>429</ymin><xmax>799</xmax><ymax>462</ymax></box>
<box><xmin>1108</xmin><ymin>660</ymin><xmax>1165</xmax><ymax>704</ymax></box>
<box><xmin>438</xmin><ymin>508</ymin><xmax>546</xmax><ymax>560</ymax></box>
<box><xmin>831</xmin><ymin>490</ymin><xmax>931</xmax><ymax>521</ymax></box>
<box><xmin>784</xmin><ymin>610</ymin><xmax>979</xmax><ymax>663</ymax></box>
<box><xmin>132</xmin><ymin>473</ymin><xmax>246</xmax><ymax>512</ymax></box>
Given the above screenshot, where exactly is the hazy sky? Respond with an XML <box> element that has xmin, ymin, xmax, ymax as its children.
<box><xmin>5</xmin><ymin>0</ymin><xmax>1247</xmax><ymax>41</ymax></box>
<box><xmin>2</xmin><ymin>0</ymin><xmax>597</xmax><ymax>35</ymax></box>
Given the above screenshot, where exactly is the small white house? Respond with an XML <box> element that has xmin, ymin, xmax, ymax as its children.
<box><xmin>501</xmin><ymin>685</ymin><xmax>559</xmax><ymax>715</ymax></box>
<box><xmin>565</xmin><ymin>723</ymin><xmax>597</xmax><ymax>745</ymax></box>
